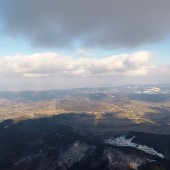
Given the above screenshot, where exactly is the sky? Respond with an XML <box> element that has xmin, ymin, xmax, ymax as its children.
<box><xmin>0</xmin><ymin>0</ymin><xmax>170</xmax><ymax>90</ymax></box>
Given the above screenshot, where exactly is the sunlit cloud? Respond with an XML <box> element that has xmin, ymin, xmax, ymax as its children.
<box><xmin>0</xmin><ymin>51</ymin><xmax>161</xmax><ymax>78</ymax></box>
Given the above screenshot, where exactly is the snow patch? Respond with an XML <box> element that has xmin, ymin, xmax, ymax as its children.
<box><xmin>105</xmin><ymin>135</ymin><xmax>164</xmax><ymax>158</ymax></box>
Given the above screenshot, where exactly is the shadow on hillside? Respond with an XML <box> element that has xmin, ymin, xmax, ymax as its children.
<box><xmin>1</xmin><ymin>113</ymin><xmax>170</xmax><ymax>170</ymax></box>
<box><xmin>0</xmin><ymin>112</ymin><xmax>169</xmax><ymax>142</ymax></box>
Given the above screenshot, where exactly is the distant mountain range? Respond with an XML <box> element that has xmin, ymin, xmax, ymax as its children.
<box><xmin>0</xmin><ymin>84</ymin><xmax>170</xmax><ymax>102</ymax></box>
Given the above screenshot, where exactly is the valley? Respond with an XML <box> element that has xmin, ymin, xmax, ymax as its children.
<box><xmin>0</xmin><ymin>85</ymin><xmax>170</xmax><ymax>135</ymax></box>
<box><xmin>0</xmin><ymin>85</ymin><xmax>170</xmax><ymax>170</ymax></box>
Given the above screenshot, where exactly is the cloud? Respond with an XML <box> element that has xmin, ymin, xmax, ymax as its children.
<box><xmin>76</xmin><ymin>48</ymin><xmax>93</xmax><ymax>58</ymax></box>
<box><xmin>0</xmin><ymin>51</ymin><xmax>158</xmax><ymax>78</ymax></box>
<box><xmin>1</xmin><ymin>51</ymin><xmax>169</xmax><ymax>91</ymax></box>
<box><xmin>1</xmin><ymin>0</ymin><xmax>170</xmax><ymax>49</ymax></box>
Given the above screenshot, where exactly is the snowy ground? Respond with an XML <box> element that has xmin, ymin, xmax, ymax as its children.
<box><xmin>105</xmin><ymin>135</ymin><xmax>164</xmax><ymax>158</ymax></box>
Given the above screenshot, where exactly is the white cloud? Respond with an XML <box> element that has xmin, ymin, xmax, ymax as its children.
<box><xmin>0</xmin><ymin>51</ymin><xmax>165</xmax><ymax>78</ymax></box>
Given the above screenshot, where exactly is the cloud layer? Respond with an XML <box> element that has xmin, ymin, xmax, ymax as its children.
<box><xmin>0</xmin><ymin>51</ymin><xmax>158</xmax><ymax>78</ymax></box>
<box><xmin>1</xmin><ymin>0</ymin><xmax>170</xmax><ymax>48</ymax></box>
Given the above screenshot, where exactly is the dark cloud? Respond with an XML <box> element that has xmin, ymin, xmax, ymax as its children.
<box><xmin>1</xmin><ymin>0</ymin><xmax>170</xmax><ymax>48</ymax></box>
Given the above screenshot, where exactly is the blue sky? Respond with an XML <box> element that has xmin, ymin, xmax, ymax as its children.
<box><xmin>0</xmin><ymin>0</ymin><xmax>170</xmax><ymax>90</ymax></box>
<box><xmin>1</xmin><ymin>31</ymin><xmax>170</xmax><ymax>63</ymax></box>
